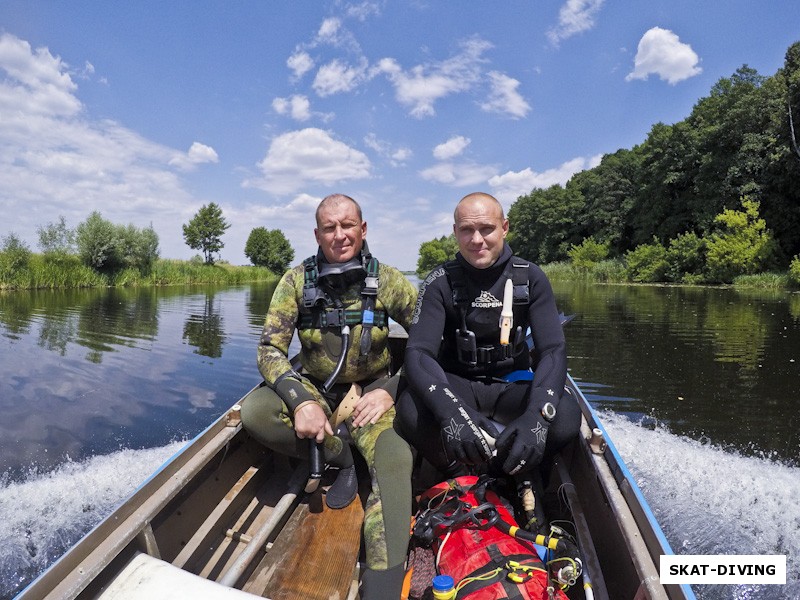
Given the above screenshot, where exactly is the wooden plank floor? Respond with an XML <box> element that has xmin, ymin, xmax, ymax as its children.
<box><xmin>243</xmin><ymin>490</ymin><xmax>364</xmax><ymax>599</ymax></box>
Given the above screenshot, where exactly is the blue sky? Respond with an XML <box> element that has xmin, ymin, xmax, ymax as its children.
<box><xmin>1</xmin><ymin>1</ymin><xmax>798</xmax><ymax>271</ymax></box>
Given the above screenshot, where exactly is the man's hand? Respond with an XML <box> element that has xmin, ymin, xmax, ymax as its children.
<box><xmin>351</xmin><ymin>388</ymin><xmax>393</xmax><ymax>427</ymax></box>
<box><xmin>494</xmin><ymin>411</ymin><xmax>548</xmax><ymax>475</ymax></box>
<box><xmin>294</xmin><ymin>402</ymin><xmax>334</xmax><ymax>443</ymax></box>
<box><xmin>440</xmin><ymin>403</ymin><xmax>500</xmax><ymax>466</ymax></box>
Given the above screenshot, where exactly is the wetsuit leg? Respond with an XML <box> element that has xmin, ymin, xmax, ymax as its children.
<box><xmin>240</xmin><ymin>384</ymin><xmax>345</xmax><ymax>462</ymax></box>
<box><xmin>395</xmin><ymin>372</ymin><xmax>482</xmax><ymax>472</ymax></box>
<box><xmin>350</xmin><ymin>405</ymin><xmax>413</xmax><ymax>570</ymax></box>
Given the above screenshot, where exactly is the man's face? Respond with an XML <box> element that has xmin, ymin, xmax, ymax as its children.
<box><xmin>315</xmin><ymin>200</ymin><xmax>366</xmax><ymax>263</ymax></box>
<box><xmin>453</xmin><ymin>198</ymin><xmax>509</xmax><ymax>269</ymax></box>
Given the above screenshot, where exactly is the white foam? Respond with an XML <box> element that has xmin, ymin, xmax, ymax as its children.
<box><xmin>0</xmin><ymin>442</ymin><xmax>184</xmax><ymax>599</ymax></box>
<box><xmin>600</xmin><ymin>411</ymin><xmax>799</xmax><ymax>599</ymax></box>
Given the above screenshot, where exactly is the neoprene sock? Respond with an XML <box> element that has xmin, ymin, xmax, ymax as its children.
<box><xmin>360</xmin><ymin>564</ymin><xmax>406</xmax><ymax>600</ymax></box>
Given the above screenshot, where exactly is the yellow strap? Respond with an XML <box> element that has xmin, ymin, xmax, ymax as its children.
<box><xmin>328</xmin><ymin>383</ymin><xmax>363</xmax><ymax>427</ymax></box>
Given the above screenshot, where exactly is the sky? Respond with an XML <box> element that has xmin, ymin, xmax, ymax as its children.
<box><xmin>1</xmin><ymin>1</ymin><xmax>798</xmax><ymax>271</ymax></box>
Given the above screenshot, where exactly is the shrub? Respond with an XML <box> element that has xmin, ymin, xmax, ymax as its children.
<box><xmin>705</xmin><ymin>197</ymin><xmax>778</xmax><ymax>283</ymax></box>
<box><xmin>665</xmin><ymin>232</ymin><xmax>706</xmax><ymax>282</ymax></box>
<box><xmin>624</xmin><ymin>238</ymin><xmax>668</xmax><ymax>282</ymax></box>
<box><xmin>567</xmin><ymin>237</ymin><xmax>610</xmax><ymax>270</ymax></box>
<box><xmin>789</xmin><ymin>255</ymin><xmax>800</xmax><ymax>286</ymax></box>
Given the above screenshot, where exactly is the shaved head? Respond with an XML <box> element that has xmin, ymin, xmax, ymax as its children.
<box><xmin>315</xmin><ymin>194</ymin><xmax>363</xmax><ymax>227</ymax></box>
<box><xmin>452</xmin><ymin>192</ymin><xmax>509</xmax><ymax>269</ymax></box>
<box><xmin>454</xmin><ymin>192</ymin><xmax>505</xmax><ymax>222</ymax></box>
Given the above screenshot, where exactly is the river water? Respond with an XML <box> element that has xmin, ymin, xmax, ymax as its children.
<box><xmin>1</xmin><ymin>281</ymin><xmax>798</xmax><ymax>599</ymax></box>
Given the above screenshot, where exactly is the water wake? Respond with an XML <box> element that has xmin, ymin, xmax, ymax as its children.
<box><xmin>0</xmin><ymin>442</ymin><xmax>184</xmax><ymax>600</ymax></box>
<box><xmin>601</xmin><ymin>411</ymin><xmax>799</xmax><ymax>600</ymax></box>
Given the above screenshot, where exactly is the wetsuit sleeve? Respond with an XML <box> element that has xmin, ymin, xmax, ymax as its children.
<box><xmin>525</xmin><ymin>264</ymin><xmax>567</xmax><ymax>412</ymax></box>
<box><xmin>257</xmin><ymin>267</ymin><xmax>319</xmax><ymax>410</ymax></box>
<box><xmin>379</xmin><ymin>264</ymin><xmax>419</xmax><ymax>332</ymax></box>
<box><xmin>403</xmin><ymin>267</ymin><xmax>463</xmax><ymax>421</ymax></box>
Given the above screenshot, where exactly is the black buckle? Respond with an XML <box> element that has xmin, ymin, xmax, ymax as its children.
<box><xmin>455</xmin><ymin>328</ymin><xmax>478</xmax><ymax>366</ymax></box>
<box><xmin>321</xmin><ymin>308</ymin><xmax>345</xmax><ymax>328</ymax></box>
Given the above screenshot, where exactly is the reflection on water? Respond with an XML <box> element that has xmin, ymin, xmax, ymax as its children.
<box><xmin>0</xmin><ymin>282</ymin><xmax>277</xmax><ymax>477</ymax></box>
<box><xmin>553</xmin><ymin>282</ymin><xmax>800</xmax><ymax>465</ymax></box>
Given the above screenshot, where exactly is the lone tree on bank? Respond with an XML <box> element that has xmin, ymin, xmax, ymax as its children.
<box><xmin>183</xmin><ymin>203</ymin><xmax>230</xmax><ymax>265</ymax></box>
<box><xmin>244</xmin><ymin>227</ymin><xmax>294</xmax><ymax>273</ymax></box>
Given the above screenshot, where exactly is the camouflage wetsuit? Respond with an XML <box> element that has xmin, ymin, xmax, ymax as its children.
<box><xmin>241</xmin><ymin>250</ymin><xmax>417</xmax><ymax>571</ymax></box>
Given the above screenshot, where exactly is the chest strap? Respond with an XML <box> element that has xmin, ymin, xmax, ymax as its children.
<box><xmin>299</xmin><ymin>253</ymin><xmax>383</xmax><ymax>357</ymax></box>
<box><xmin>444</xmin><ymin>258</ymin><xmax>529</xmax><ymax>367</ymax></box>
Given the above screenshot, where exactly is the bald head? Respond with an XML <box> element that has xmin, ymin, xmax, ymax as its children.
<box><xmin>315</xmin><ymin>194</ymin><xmax>363</xmax><ymax>227</ymax></box>
<box><xmin>454</xmin><ymin>192</ymin><xmax>505</xmax><ymax>222</ymax></box>
<box><xmin>452</xmin><ymin>192</ymin><xmax>509</xmax><ymax>269</ymax></box>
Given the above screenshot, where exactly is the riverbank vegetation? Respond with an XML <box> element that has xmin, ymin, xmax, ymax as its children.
<box><xmin>0</xmin><ymin>210</ymin><xmax>279</xmax><ymax>290</ymax></box>
<box><xmin>417</xmin><ymin>41</ymin><xmax>800</xmax><ymax>291</ymax></box>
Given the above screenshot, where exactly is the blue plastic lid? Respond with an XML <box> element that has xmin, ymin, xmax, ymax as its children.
<box><xmin>432</xmin><ymin>575</ymin><xmax>455</xmax><ymax>591</ymax></box>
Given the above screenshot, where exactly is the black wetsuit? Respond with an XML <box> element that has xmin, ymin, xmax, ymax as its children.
<box><xmin>396</xmin><ymin>244</ymin><xmax>580</xmax><ymax>475</ymax></box>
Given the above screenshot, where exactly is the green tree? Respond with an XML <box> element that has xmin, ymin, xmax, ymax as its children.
<box><xmin>508</xmin><ymin>184</ymin><xmax>584</xmax><ymax>263</ymax></box>
<box><xmin>705</xmin><ymin>197</ymin><xmax>778</xmax><ymax>282</ymax></box>
<box><xmin>416</xmin><ymin>234</ymin><xmax>458</xmax><ymax>277</ymax></box>
<box><xmin>0</xmin><ymin>233</ymin><xmax>32</xmax><ymax>280</ymax></box>
<box><xmin>182</xmin><ymin>203</ymin><xmax>230</xmax><ymax>264</ymax></box>
<box><xmin>571</xmin><ymin>149</ymin><xmax>640</xmax><ymax>254</ymax></box>
<box><xmin>76</xmin><ymin>211</ymin><xmax>122</xmax><ymax>270</ymax></box>
<box><xmin>244</xmin><ymin>227</ymin><xmax>294</xmax><ymax>272</ymax></box>
<box><xmin>37</xmin><ymin>216</ymin><xmax>76</xmax><ymax>261</ymax></box>
<box><xmin>117</xmin><ymin>223</ymin><xmax>160</xmax><ymax>271</ymax></box>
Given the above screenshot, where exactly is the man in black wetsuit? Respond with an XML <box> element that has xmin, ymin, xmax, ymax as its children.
<box><xmin>397</xmin><ymin>192</ymin><xmax>580</xmax><ymax>483</ymax></box>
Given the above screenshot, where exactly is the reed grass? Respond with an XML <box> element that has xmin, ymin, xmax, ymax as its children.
<box><xmin>732</xmin><ymin>272</ymin><xmax>790</xmax><ymax>290</ymax></box>
<box><xmin>0</xmin><ymin>255</ymin><xmax>278</xmax><ymax>290</ymax></box>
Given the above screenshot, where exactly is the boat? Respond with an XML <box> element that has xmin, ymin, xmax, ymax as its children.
<box><xmin>15</xmin><ymin>330</ymin><xmax>696</xmax><ymax>600</ymax></box>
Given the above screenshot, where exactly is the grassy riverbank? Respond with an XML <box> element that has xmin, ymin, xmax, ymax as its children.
<box><xmin>542</xmin><ymin>260</ymin><xmax>799</xmax><ymax>291</ymax></box>
<box><xmin>0</xmin><ymin>255</ymin><xmax>279</xmax><ymax>290</ymax></box>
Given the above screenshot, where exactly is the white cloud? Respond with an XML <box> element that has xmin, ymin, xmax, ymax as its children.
<box><xmin>287</xmin><ymin>50</ymin><xmax>314</xmax><ymax>80</ymax></box>
<box><xmin>0</xmin><ymin>33</ymin><xmax>82</xmax><ymax>117</ymax></box>
<box><xmin>318</xmin><ymin>17</ymin><xmax>342</xmax><ymax>42</ymax></box>
<box><xmin>344</xmin><ymin>1</ymin><xmax>381</xmax><ymax>21</ymax></box>
<box><xmin>364</xmin><ymin>133</ymin><xmax>412</xmax><ymax>166</ymax></box>
<box><xmin>488</xmin><ymin>154</ymin><xmax>603</xmax><ymax>206</ymax></box>
<box><xmin>433</xmin><ymin>136</ymin><xmax>471</xmax><ymax>160</ymax></box>
<box><xmin>313</xmin><ymin>57</ymin><xmax>369</xmax><ymax>96</ymax></box>
<box><xmin>626</xmin><ymin>27</ymin><xmax>702</xmax><ymax>85</ymax></box>
<box><xmin>547</xmin><ymin>0</ymin><xmax>605</xmax><ymax>46</ymax></box>
<box><xmin>374</xmin><ymin>37</ymin><xmax>492</xmax><ymax>118</ymax></box>
<box><xmin>272</xmin><ymin>94</ymin><xmax>312</xmax><ymax>121</ymax></box>
<box><xmin>0</xmin><ymin>33</ymin><xmax>204</xmax><ymax>260</ymax></box>
<box><xmin>480</xmin><ymin>71</ymin><xmax>530</xmax><ymax>119</ymax></box>
<box><xmin>419</xmin><ymin>161</ymin><xmax>498</xmax><ymax>187</ymax></box>
<box><xmin>246</xmin><ymin>128</ymin><xmax>371</xmax><ymax>195</ymax></box>
<box><xmin>168</xmin><ymin>142</ymin><xmax>219</xmax><ymax>170</ymax></box>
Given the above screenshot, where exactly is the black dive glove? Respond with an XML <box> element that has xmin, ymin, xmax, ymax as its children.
<box><xmin>439</xmin><ymin>402</ymin><xmax>501</xmax><ymax>466</ymax></box>
<box><xmin>495</xmin><ymin>410</ymin><xmax>549</xmax><ymax>475</ymax></box>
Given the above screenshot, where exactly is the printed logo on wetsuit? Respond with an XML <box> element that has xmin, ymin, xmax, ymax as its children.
<box><xmin>472</xmin><ymin>291</ymin><xmax>502</xmax><ymax>308</ymax></box>
<box><xmin>412</xmin><ymin>266</ymin><xmax>445</xmax><ymax>325</ymax></box>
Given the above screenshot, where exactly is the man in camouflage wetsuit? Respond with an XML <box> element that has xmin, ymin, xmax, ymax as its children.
<box><xmin>241</xmin><ymin>194</ymin><xmax>417</xmax><ymax>599</ymax></box>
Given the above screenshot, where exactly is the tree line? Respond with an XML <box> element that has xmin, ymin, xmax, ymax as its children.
<box><xmin>1</xmin><ymin>203</ymin><xmax>295</xmax><ymax>288</ymax></box>
<box><xmin>418</xmin><ymin>41</ymin><xmax>800</xmax><ymax>286</ymax></box>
